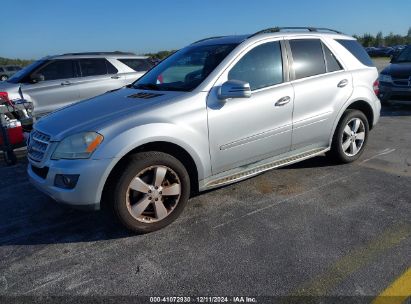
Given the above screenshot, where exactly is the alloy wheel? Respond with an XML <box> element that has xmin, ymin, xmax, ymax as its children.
<box><xmin>126</xmin><ymin>165</ymin><xmax>181</xmax><ymax>223</ymax></box>
<box><xmin>341</xmin><ymin>118</ymin><xmax>365</xmax><ymax>157</ymax></box>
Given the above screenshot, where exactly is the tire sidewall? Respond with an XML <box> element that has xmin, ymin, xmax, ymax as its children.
<box><xmin>112</xmin><ymin>152</ymin><xmax>190</xmax><ymax>234</ymax></box>
<box><xmin>333</xmin><ymin>110</ymin><xmax>369</xmax><ymax>163</ymax></box>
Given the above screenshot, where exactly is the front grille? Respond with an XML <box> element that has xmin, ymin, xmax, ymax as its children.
<box><xmin>28</xmin><ymin>130</ymin><xmax>51</xmax><ymax>162</ymax></box>
<box><xmin>127</xmin><ymin>92</ymin><xmax>164</xmax><ymax>99</ymax></box>
<box><xmin>392</xmin><ymin>78</ymin><xmax>410</xmax><ymax>87</ymax></box>
<box><xmin>390</xmin><ymin>95</ymin><xmax>411</xmax><ymax>101</ymax></box>
<box><xmin>31</xmin><ymin>165</ymin><xmax>49</xmax><ymax>179</ymax></box>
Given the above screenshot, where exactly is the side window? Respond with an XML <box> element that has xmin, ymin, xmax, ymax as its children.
<box><xmin>35</xmin><ymin>60</ymin><xmax>75</xmax><ymax>81</ymax></box>
<box><xmin>336</xmin><ymin>39</ymin><xmax>374</xmax><ymax>67</ymax></box>
<box><xmin>322</xmin><ymin>43</ymin><xmax>342</xmax><ymax>72</ymax></box>
<box><xmin>228</xmin><ymin>41</ymin><xmax>283</xmax><ymax>91</ymax></box>
<box><xmin>106</xmin><ymin>60</ymin><xmax>118</xmax><ymax>74</ymax></box>
<box><xmin>79</xmin><ymin>59</ymin><xmax>108</xmax><ymax>77</ymax></box>
<box><xmin>119</xmin><ymin>59</ymin><xmax>153</xmax><ymax>72</ymax></box>
<box><xmin>289</xmin><ymin>39</ymin><xmax>326</xmax><ymax>79</ymax></box>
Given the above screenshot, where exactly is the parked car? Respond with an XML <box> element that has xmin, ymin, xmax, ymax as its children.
<box><xmin>0</xmin><ymin>65</ymin><xmax>22</xmax><ymax>81</ymax></box>
<box><xmin>379</xmin><ymin>45</ymin><xmax>411</xmax><ymax>104</ymax></box>
<box><xmin>27</xmin><ymin>27</ymin><xmax>380</xmax><ymax>233</ymax></box>
<box><xmin>0</xmin><ymin>52</ymin><xmax>153</xmax><ymax>118</ymax></box>
<box><xmin>366</xmin><ymin>47</ymin><xmax>393</xmax><ymax>57</ymax></box>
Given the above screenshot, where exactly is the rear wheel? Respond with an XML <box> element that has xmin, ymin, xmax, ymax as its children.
<box><xmin>0</xmin><ymin>75</ymin><xmax>8</xmax><ymax>81</ymax></box>
<box><xmin>328</xmin><ymin>109</ymin><xmax>369</xmax><ymax>163</ymax></box>
<box><xmin>109</xmin><ymin>151</ymin><xmax>190</xmax><ymax>233</ymax></box>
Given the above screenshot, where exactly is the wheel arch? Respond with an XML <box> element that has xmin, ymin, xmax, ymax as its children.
<box><xmin>329</xmin><ymin>98</ymin><xmax>374</xmax><ymax>146</ymax></box>
<box><xmin>101</xmin><ymin>141</ymin><xmax>200</xmax><ymax>209</ymax></box>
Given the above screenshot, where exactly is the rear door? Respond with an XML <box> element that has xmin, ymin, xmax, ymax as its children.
<box><xmin>21</xmin><ymin>59</ymin><xmax>81</xmax><ymax>116</ymax></box>
<box><xmin>76</xmin><ymin>58</ymin><xmax>124</xmax><ymax>100</ymax></box>
<box><xmin>287</xmin><ymin>38</ymin><xmax>353</xmax><ymax>150</ymax></box>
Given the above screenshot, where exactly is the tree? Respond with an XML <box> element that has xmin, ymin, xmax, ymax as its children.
<box><xmin>361</xmin><ymin>33</ymin><xmax>375</xmax><ymax>47</ymax></box>
<box><xmin>407</xmin><ymin>27</ymin><xmax>411</xmax><ymax>44</ymax></box>
<box><xmin>384</xmin><ymin>32</ymin><xmax>406</xmax><ymax>46</ymax></box>
<box><xmin>375</xmin><ymin>31</ymin><xmax>384</xmax><ymax>47</ymax></box>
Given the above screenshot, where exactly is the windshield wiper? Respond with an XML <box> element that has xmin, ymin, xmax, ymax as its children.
<box><xmin>133</xmin><ymin>83</ymin><xmax>160</xmax><ymax>90</ymax></box>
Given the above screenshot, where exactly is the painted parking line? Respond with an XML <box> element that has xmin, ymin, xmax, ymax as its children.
<box><xmin>292</xmin><ymin>223</ymin><xmax>411</xmax><ymax>296</ymax></box>
<box><xmin>372</xmin><ymin>267</ymin><xmax>411</xmax><ymax>304</ymax></box>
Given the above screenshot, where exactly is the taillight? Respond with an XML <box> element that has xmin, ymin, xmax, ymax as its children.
<box><xmin>0</xmin><ymin>92</ymin><xmax>9</xmax><ymax>102</ymax></box>
<box><xmin>373</xmin><ymin>79</ymin><xmax>379</xmax><ymax>96</ymax></box>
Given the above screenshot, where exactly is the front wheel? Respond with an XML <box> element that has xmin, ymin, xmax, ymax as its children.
<box><xmin>110</xmin><ymin>151</ymin><xmax>190</xmax><ymax>234</ymax></box>
<box><xmin>328</xmin><ymin>109</ymin><xmax>369</xmax><ymax>163</ymax></box>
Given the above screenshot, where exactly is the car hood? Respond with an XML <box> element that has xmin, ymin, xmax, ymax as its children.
<box><xmin>381</xmin><ymin>62</ymin><xmax>411</xmax><ymax>78</ymax></box>
<box><xmin>34</xmin><ymin>88</ymin><xmax>187</xmax><ymax>140</ymax></box>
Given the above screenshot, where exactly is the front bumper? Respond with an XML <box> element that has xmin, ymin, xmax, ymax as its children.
<box><xmin>379</xmin><ymin>84</ymin><xmax>411</xmax><ymax>103</ymax></box>
<box><xmin>28</xmin><ymin>158</ymin><xmax>115</xmax><ymax>210</ymax></box>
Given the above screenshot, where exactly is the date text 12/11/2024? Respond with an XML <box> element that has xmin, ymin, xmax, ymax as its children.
<box><xmin>149</xmin><ymin>296</ymin><xmax>258</xmax><ymax>303</ymax></box>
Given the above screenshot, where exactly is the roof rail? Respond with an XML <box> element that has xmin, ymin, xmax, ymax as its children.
<box><xmin>249</xmin><ymin>27</ymin><xmax>342</xmax><ymax>38</ymax></box>
<box><xmin>61</xmin><ymin>51</ymin><xmax>136</xmax><ymax>56</ymax></box>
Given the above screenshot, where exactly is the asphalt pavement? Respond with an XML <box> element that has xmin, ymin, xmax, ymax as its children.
<box><xmin>0</xmin><ymin>104</ymin><xmax>410</xmax><ymax>303</ymax></box>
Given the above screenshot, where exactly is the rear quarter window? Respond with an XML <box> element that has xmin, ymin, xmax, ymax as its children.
<box><xmin>119</xmin><ymin>59</ymin><xmax>153</xmax><ymax>72</ymax></box>
<box><xmin>336</xmin><ymin>39</ymin><xmax>374</xmax><ymax>67</ymax></box>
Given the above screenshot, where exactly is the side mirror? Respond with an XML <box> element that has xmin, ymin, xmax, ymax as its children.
<box><xmin>218</xmin><ymin>80</ymin><xmax>251</xmax><ymax>100</ymax></box>
<box><xmin>30</xmin><ymin>73</ymin><xmax>44</xmax><ymax>83</ymax></box>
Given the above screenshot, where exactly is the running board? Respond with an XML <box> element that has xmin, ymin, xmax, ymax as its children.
<box><xmin>201</xmin><ymin>147</ymin><xmax>329</xmax><ymax>191</ymax></box>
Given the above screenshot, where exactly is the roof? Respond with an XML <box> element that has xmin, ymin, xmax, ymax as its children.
<box><xmin>47</xmin><ymin>52</ymin><xmax>148</xmax><ymax>60</ymax></box>
<box><xmin>192</xmin><ymin>27</ymin><xmax>353</xmax><ymax>46</ymax></box>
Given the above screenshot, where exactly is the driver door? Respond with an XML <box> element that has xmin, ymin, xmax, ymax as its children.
<box><xmin>21</xmin><ymin>60</ymin><xmax>80</xmax><ymax>117</ymax></box>
<box><xmin>207</xmin><ymin>40</ymin><xmax>294</xmax><ymax>174</ymax></box>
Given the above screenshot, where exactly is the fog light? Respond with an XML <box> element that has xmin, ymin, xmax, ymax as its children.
<box><xmin>54</xmin><ymin>174</ymin><xmax>79</xmax><ymax>189</ymax></box>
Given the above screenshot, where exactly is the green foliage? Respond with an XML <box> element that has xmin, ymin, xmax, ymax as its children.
<box><xmin>144</xmin><ymin>50</ymin><xmax>177</xmax><ymax>60</ymax></box>
<box><xmin>0</xmin><ymin>57</ymin><xmax>33</xmax><ymax>67</ymax></box>
<box><xmin>354</xmin><ymin>28</ymin><xmax>411</xmax><ymax>47</ymax></box>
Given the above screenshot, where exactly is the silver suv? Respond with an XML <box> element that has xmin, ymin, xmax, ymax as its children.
<box><xmin>27</xmin><ymin>27</ymin><xmax>381</xmax><ymax>233</ymax></box>
<box><xmin>0</xmin><ymin>52</ymin><xmax>153</xmax><ymax>117</ymax></box>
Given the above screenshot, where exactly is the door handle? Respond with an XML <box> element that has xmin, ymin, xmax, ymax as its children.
<box><xmin>61</xmin><ymin>81</ymin><xmax>71</xmax><ymax>86</ymax></box>
<box><xmin>275</xmin><ymin>96</ymin><xmax>291</xmax><ymax>106</ymax></box>
<box><xmin>337</xmin><ymin>79</ymin><xmax>348</xmax><ymax>88</ymax></box>
<box><xmin>111</xmin><ymin>75</ymin><xmax>121</xmax><ymax>79</ymax></box>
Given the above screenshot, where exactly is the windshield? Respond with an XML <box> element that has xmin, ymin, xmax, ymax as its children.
<box><xmin>133</xmin><ymin>43</ymin><xmax>238</xmax><ymax>92</ymax></box>
<box><xmin>7</xmin><ymin>60</ymin><xmax>45</xmax><ymax>83</ymax></box>
<box><xmin>394</xmin><ymin>47</ymin><xmax>411</xmax><ymax>63</ymax></box>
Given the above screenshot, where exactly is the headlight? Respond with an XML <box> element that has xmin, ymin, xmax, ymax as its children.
<box><xmin>52</xmin><ymin>132</ymin><xmax>103</xmax><ymax>160</ymax></box>
<box><xmin>379</xmin><ymin>74</ymin><xmax>392</xmax><ymax>83</ymax></box>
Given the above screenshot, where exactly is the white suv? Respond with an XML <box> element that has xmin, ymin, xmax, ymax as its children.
<box><xmin>28</xmin><ymin>27</ymin><xmax>381</xmax><ymax>233</ymax></box>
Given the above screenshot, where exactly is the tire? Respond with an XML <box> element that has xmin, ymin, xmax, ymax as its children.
<box><xmin>108</xmin><ymin>151</ymin><xmax>190</xmax><ymax>234</ymax></box>
<box><xmin>328</xmin><ymin>109</ymin><xmax>369</xmax><ymax>163</ymax></box>
<box><xmin>0</xmin><ymin>75</ymin><xmax>8</xmax><ymax>81</ymax></box>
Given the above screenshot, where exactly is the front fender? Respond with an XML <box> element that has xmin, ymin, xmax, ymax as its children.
<box><xmin>90</xmin><ymin>123</ymin><xmax>211</xmax><ymax>202</ymax></box>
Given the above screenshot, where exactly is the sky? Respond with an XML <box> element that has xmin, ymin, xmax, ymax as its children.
<box><xmin>1</xmin><ymin>0</ymin><xmax>410</xmax><ymax>59</ymax></box>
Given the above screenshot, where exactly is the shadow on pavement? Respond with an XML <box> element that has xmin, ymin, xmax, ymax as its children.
<box><xmin>0</xmin><ymin>161</ymin><xmax>132</xmax><ymax>246</ymax></box>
